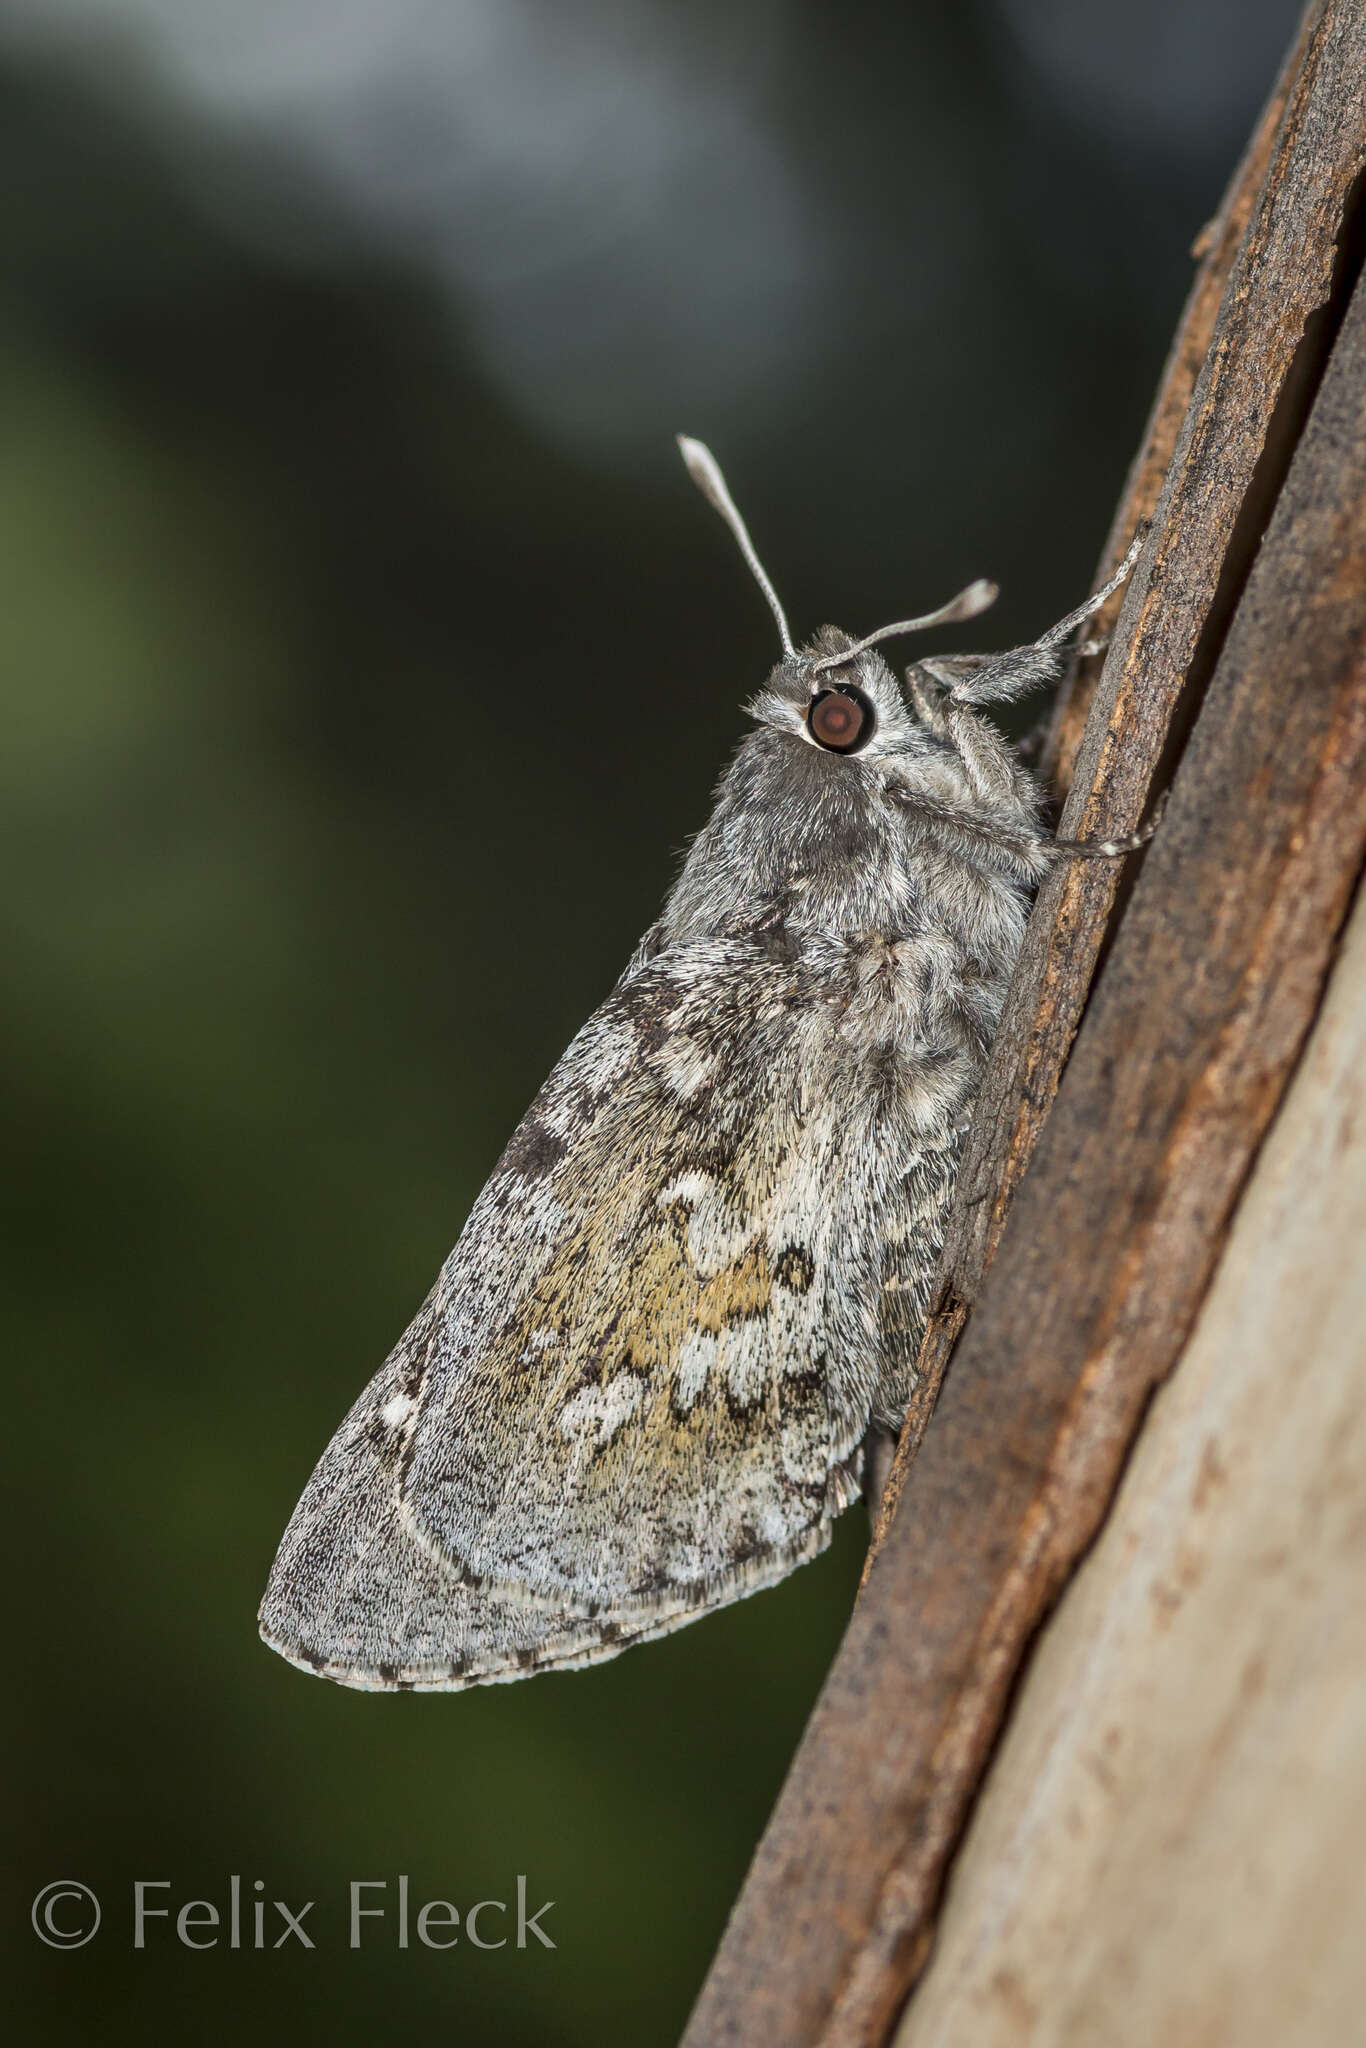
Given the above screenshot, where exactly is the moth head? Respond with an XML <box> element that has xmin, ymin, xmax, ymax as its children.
<box><xmin>759</xmin><ymin>631</ymin><xmax>912</xmax><ymax>760</ymax></box>
<box><xmin>677</xmin><ymin>435</ymin><xmax>998</xmax><ymax>763</ymax></box>
<box><xmin>742</xmin><ymin>628</ymin><xmax>930</xmax><ymax>762</ymax></box>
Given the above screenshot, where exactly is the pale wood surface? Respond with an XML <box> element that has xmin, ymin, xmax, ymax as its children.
<box><xmin>896</xmin><ymin>881</ymin><xmax>1366</xmax><ymax>2048</ymax></box>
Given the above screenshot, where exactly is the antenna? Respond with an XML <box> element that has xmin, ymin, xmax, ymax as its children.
<box><xmin>677</xmin><ymin>436</ymin><xmax>794</xmax><ymax>658</ymax></box>
<box><xmin>810</xmin><ymin>580</ymin><xmax>999</xmax><ymax>673</ymax></box>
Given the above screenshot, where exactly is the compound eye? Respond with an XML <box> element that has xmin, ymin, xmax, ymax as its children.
<box><xmin>808</xmin><ymin>686</ymin><xmax>875</xmax><ymax>753</ymax></box>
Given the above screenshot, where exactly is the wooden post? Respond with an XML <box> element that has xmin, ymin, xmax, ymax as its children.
<box><xmin>681</xmin><ymin>3</ymin><xmax>1366</xmax><ymax>2041</ymax></box>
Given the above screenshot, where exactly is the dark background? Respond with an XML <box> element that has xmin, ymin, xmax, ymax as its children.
<box><xmin>4</xmin><ymin>1</ymin><xmax>1300</xmax><ymax>2041</ymax></box>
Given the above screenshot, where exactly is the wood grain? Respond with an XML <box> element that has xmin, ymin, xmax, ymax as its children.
<box><xmin>681</xmin><ymin>5</ymin><xmax>1366</xmax><ymax>2038</ymax></box>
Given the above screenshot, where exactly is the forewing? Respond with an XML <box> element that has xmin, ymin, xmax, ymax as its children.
<box><xmin>394</xmin><ymin>935</ymin><xmax>887</xmax><ymax>1617</ymax></box>
<box><xmin>261</xmin><ymin>929</ymin><xmax>962</xmax><ymax>1680</ymax></box>
<box><xmin>259</xmin><ymin>1291</ymin><xmax>692</xmax><ymax>1689</ymax></box>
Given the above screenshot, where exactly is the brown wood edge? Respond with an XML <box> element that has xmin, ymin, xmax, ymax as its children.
<box><xmin>680</xmin><ymin>4</ymin><xmax>1366</xmax><ymax>2042</ymax></box>
<box><xmin>1039</xmin><ymin>0</ymin><xmax>1319</xmax><ymax>801</ymax></box>
<box><xmin>828</xmin><ymin>258</ymin><xmax>1366</xmax><ymax>2046</ymax></box>
<box><xmin>871</xmin><ymin>0</ymin><xmax>1363</xmax><ymax>1563</ymax></box>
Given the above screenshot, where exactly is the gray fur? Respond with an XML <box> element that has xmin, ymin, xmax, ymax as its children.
<box><xmin>260</xmin><ymin>466</ymin><xmax>1143</xmax><ymax>1692</ymax></box>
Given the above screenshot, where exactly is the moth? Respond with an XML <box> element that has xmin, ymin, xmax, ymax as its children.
<box><xmin>260</xmin><ymin>440</ymin><xmax>1145</xmax><ymax>1691</ymax></box>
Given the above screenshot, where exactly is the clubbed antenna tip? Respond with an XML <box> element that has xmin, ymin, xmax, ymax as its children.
<box><xmin>811</xmin><ymin>579</ymin><xmax>999</xmax><ymax>673</ymax></box>
<box><xmin>677</xmin><ymin>435</ymin><xmax>794</xmax><ymax>658</ymax></box>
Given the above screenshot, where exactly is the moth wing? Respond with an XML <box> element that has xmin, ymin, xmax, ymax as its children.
<box><xmin>258</xmin><ymin>1293</ymin><xmax>697</xmax><ymax>1690</ymax></box>
<box><xmin>391</xmin><ymin>935</ymin><xmax>901</xmax><ymax>1620</ymax></box>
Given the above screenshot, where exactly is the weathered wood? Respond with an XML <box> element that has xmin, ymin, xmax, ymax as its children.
<box><xmin>896</xmin><ymin>879</ymin><xmax>1366</xmax><ymax>2048</ymax></box>
<box><xmin>1038</xmin><ymin>1</ymin><xmax>1319</xmax><ymax>800</ymax></box>
<box><xmin>680</xmin><ymin>4</ymin><xmax>1366</xmax><ymax>2031</ymax></box>
<box><xmin>875</xmin><ymin>0</ymin><xmax>1364</xmax><ymax>1550</ymax></box>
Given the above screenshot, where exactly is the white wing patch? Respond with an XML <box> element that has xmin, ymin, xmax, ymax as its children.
<box><xmin>558</xmin><ymin>1371</ymin><xmax>647</xmax><ymax>1449</ymax></box>
<box><xmin>673</xmin><ymin>1329</ymin><xmax>717</xmax><ymax>1413</ymax></box>
<box><xmin>657</xmin><ymin>1032</ymin><xmax>716</xmax><ymax>1098</ymax></box>
<box><xmin>380</xmin><ymin>1391</ymin><xmax>418</xmax><ymax>1433</ymax></box>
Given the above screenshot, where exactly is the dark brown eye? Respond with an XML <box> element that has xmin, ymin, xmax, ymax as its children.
<box><xmin>808</xmin><ymin>686</ymin><xmax>874</xmax><ymax>753</ymax></box>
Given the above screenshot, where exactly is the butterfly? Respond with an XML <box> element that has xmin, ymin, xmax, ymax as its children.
<box><xmin>259</xmin><ymin>439</ymin><xmax>1142</xmax><ymax>1690</ymax></box>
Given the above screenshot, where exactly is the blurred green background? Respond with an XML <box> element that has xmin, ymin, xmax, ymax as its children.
<box><xmin>3</xmin><ymin>1</ymin><xmax>1299</xmax><ymax>2041</ymax></box>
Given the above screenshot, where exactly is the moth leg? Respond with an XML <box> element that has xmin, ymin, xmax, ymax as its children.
<box><xmin>1013</xmin><ymin>640</ymin><xmax>1103</xmax><ymax>769</ymax></box>
<box><xmin>905</xmin><ymin>662</ymin><xmax>950</xmax><ymax>733</ymax></box>
<box><xmin>945</xmin><ymin>529</ymin><xmax>1144</xmax><ymax>710</ymax></box>
<box><xmin>914</xmin><ymin>661</ymin><xmax>1032</xmax><ymax>811</ymax></box>
<box><xmin>947</xmin><ymin>702</ymin><xmax>1029</xmax><ymax>808</ymax></box>
<box><xmin>1050</xmin><ymin>803</ymin><xmax>1164</xmax><ymax>861</ymax></box>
